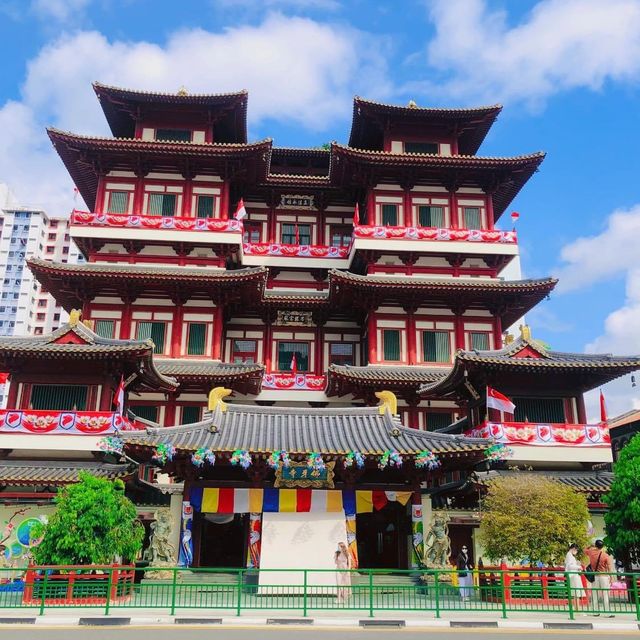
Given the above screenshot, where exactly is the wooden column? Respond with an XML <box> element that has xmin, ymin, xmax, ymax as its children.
<box><xmin>449</xmin><ymin>188</ymin><xmax>459</xmax><ymax>228</ymax></box>
<box><xmin>485</xmin><ymin>191</ymin><xmax>495</xmax><ymax>230</ymax></box>
<box><xmin>95</xmin><ymin>174</ymin><xmax>107</xmax><ymax>213</ymax></box>
<box><xmin>367</xmin><ymin>309</ymin><xmax>378</xmax><ymax>364</ymax></box>
<box><xmin>6</xmin><ymin>378</ymin><xmax>19</xmax><ymax>410</ymax></box>
<box><xmin>454</xmin><ymin>312</ymin><xmax>465</xmax><ymax>351</ymax></box>
<box><xmin>493</xmin><ymin>315</ymin><xmax>503</xmax><ymax>349</ymax></box>
<box><xmin>212</xmin><ymin>303</ymin><xmax>224</xmax><ymax>360</ymax></box>
<box><xmin>182</xmin><ymin>178</ymin><xmax>193</xmax><ymax>216</ymax></box>
<box><xmin>120</xmin><ymin>301</ymin><xmax>133</xmax><ymax>340</ymax></box>
<box><xmin>132</xmin><ymin>174</ymin><xmax>145</xmax><ymax>215</ymax></box>
<box><xmin>220</xmin><ymin>180</ymin><xmax>229</xmax><ymax>220</ymax></box>
<box><xmin>99</xmin><ymin>381</ymin><xmax>113</xmax><ymax>411</ymax></box>
<box><xmin>164</xmin><ymin>396</ymin><xmax>177</xmax><ymax>427</ymax></box>
<box><xmin>406</xmin><ymin>307</ymin><xmax>417</xmax><ymax>365</ymax></box>
<box><xmin>403</xmin><ymin>187</ymin><xmax>412</xmax><ymax>227</ymax></box>
<box><xmin>264</xmin><ymin>319</ymin><xmax>273</xmax><ymax>372</ymax></box>
<box><xmin>315</xmin><ymin>324</ymin><xmax>324</xmax><ymax>375</ymax></box>
<box><xmin>171</xmin><ymin>305</ymin><xmax>184</xmax><ymax>358</ymax></box>
<box><xmin>367</xmin><ymin>190</ymin><xmax>376</xmax><ymax>225</ymax></box>
<box><xmin>576</xmin><ymin>395</ymin><xmax>587</xmax><ymax>424</ymax></box>
<box><xmin>316</xmin><ymin>208</ymin><xmax>326</xmax><ymax>245</ymax></box>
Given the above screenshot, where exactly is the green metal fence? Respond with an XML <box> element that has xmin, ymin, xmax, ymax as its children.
<box><xmin>0</xmin><ymin>566</ymin><xmax>638</xmax><ymax>619</ymax></box>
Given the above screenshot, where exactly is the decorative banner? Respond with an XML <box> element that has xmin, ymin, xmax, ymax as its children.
<box><xmin>345</xmin><ymin>513</ymin><xmax>359</xmax><ymax>569</ymax></box>
<box><xmin>411</xmin><ymin>503</ymin><xmax>424</xmax><ymax>569</ymax></box>
<box><xmin>71</xmin><ymin>210</ymin><xmax>242</xmax><ymax>233</ymax></box>
<box><xmin>280</xmin><ymin>194</ymin><xmax>315</xmax><ymax>209</ymax></box>
<box><xmin>247</xmin><ymin>513</ymin><xmax>262</xmax><ymax>569</ymax></box>
<box><xmin>354</xmin><ymin>225</ymin><xmax>517</xmax><ymax>244</ymax></box>
<box><xmin>275</xmin><ymin>310</ymin><xmax>314</xmax><ymax>326</ymax></box>
<box><xmin>243</xmin><ymin>243</ymin><xmax>349</xmax><ymax>258</ymax></box>
<box><xmin>355</xmin><ymin>490</ymin><xmax>412</xmax><ymax>513</ymax></box>
<box><xmin>466</xmin><ymin>421</ymin><xmax>611</xmax><ymax>447</ymax></box>
<box><xmin>178</xmin><ymin>501</ymin><xmax>193</xmax><ymax>567</ymax></box>
<box><xmin>262</xmin><ymin>374</ymin><xmax>327</xmax><ymax>391</ymax></box>
<box><xmin>276</xmin><ymin>461</ymin><xmax>335</xmax><ymax>489</ymax></box>
<box><xmin>0</xmin><ymin>410</ymin><xmax>132</xmax><ymax>435</ymax></box>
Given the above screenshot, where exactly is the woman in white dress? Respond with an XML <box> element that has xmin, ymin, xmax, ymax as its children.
<box><xmin>564</xmin><ymin>543</ymin><xmax>585</xmax><ymax>607</ymax></box>
<box><xmin>334</xmin><ymin>541</ymin><xmax>352</xmax><ymax>602</ymax></box>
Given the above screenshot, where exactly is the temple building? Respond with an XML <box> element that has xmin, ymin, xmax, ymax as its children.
<box><xmin>1</xmin><ymin>83</ymin><xmax>639</xmax><ymax>573</ymax></box>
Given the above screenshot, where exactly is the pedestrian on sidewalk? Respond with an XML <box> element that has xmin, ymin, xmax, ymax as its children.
<box><xmin>564</xmin><ymin>543</ymin><xmax>585</xmax><ymax>608</ymax></box>
<box><xmin>456</xmin><ymin>545</ymin><xmax>474</xmax><ymax>601</ymax></box>
<box><xmin>334</xmin><ymin>541</ymin><xmax>352</xmax><ymax>603</ymax></box>
<box><xmin>584</xmin><ymin>540</ymin><xmax>615</xmax><ymax>617</ymax></box>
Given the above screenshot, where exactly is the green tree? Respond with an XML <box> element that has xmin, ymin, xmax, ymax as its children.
<box><xmin>32</xmin><ymin>473</ymin><xmax>144</xmax><ymax>565</ymax></box>
<box><xmin>605</xmin><ymin>432</ymin><xmax>640</xmax><ymax>567</ymax></box>
<box><xmin>479</xmin><ymin>475</ymin><xmax>589</xmax><ymax>565</ymax></box>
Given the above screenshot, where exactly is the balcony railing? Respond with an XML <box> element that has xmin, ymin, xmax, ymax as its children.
<box><xmin>465</xmin><ymin>421</ymin><xmax>610</xmax><ymax>446</ymax></box>
<box><xmin>0</xmin><ymin>409</ymin><xmax>136</xmax><ymax>435</ymax></box>
<box><xmin>71</xmin><ymin>210</ymin><xmax>242</xmax><ymax>233</ymax></box>
<box><xmin>354</xmin><ymin>225</ymin><xmax>517</xmax><ymax>244</ymax></box>
<box><xmin>243</xmin><ymin>243</ymin><xmax>350</xmax><ymax>259</ymax></box>
<box><xmin>262</xmin><ymin>373</ymin><xmax>327</xmax><ymax>391</ymax></box>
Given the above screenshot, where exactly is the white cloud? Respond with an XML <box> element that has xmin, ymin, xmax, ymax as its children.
<box><xmin>31</xmin><ymin>0</ymin><xmax>93</xmax><ymax>23</ymax></box>
<box><xmin>553</xmin><ymin>204</ymin><xmax>640</xmax><ymax>420</ymax></box>
<box><xmin>418</xmin><ymin>0</ymin><xmax>640</xmax><ymax>106</ymax></box>
<box><xmin>554</xmin><ymin>205</ymin><xmax>640</xmax><ymax>293</ymax></box>
<box><xmin>0</xmin><ymin>15</ymin><xmax>390</xmax><ymax>213</ymax></box>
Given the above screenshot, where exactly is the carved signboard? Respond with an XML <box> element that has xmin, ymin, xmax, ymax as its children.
<box><xmin>275</xmin><ymin>310</ymin><xmax>314</xmax><ymax>326</ymax></box>
<box><xmin>280</xmin><ymin>194</ymin><xmax>315</xmax><ymax>209</ymax></box>
<box><xmin>275</xmin><ymin>461</ymin><xmax>335</xmax><ymax>489</ymax></box>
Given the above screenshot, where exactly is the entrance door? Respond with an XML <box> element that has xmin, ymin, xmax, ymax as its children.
<box><xmin>197</xmin><ymin>513</ymin><xmax>248</xmax><ymax>568</ymax></box>
<box><xmin>356</xmin><ymin>502</ymin><xmax>410</xmax><ymax>569</ymax></box>
<box><xmin>448</xmin><ymin>524</ymin><xmax>475</xmax><ymax>565</ymax></box>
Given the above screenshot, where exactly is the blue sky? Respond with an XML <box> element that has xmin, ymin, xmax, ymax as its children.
<box><xmin>1</xmin><ymin>0</ymin><xmax>639</xmax><ymax>417</ymax></box>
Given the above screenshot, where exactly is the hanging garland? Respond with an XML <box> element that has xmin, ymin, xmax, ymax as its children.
<box><xmin>191</xmin><ymin>447</ymin><xmax>216</xmax><ymax>467</ymax></box>
<box><xmin>230</xmin><ymin>449</ymin><xmax>252</xmax><ymax>469</ymax></box>
<box><xmin>306</xmin><ymin>452</ymin><xmax>326</xmax><ymax>472</ymax></box>
<box><xmin>485</xmin><ymin>443</ymin><xmax>514</xmax><ymax>462</ymax></box>
<box><xmin>152</xmin><ymin>442</ymin><xmax>176</xmax><ymax>464</ymax></box>
<box><xmin>378</xmin><ymin>449</ymin><xmax>403</xmax><ymax>470</ymax></box>
<box><xmin>267</xmin><ymin>450</ymin><xmax>291</xmax><ymax>470</ymax></box>
<box><xmin>415</xmin><ymin>450</ymin><xmax>440</xmax><ymax>470</ymax></box>
<box><xmin>98</xmin><ymin>436</ymin><xmax>124</xmax><ymax>456</ymax></box>
<box><xmin>343</xmin><ymin>451</ymin><xmax>365</xmax><ymax>469</ymax></box>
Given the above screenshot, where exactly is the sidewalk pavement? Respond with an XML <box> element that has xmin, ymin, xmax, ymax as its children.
<box><xmin>0</xmin><ymin>609</ymin><xmax>639</xmax><ymax>631</ymax></box>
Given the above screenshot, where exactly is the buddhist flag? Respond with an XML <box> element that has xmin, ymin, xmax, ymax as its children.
<box><xmin>486</xmin><ymin>386</ymin><xmax>515</xmax><ymax>414</ymax></box>
<box><xmin>353</xmin><ymin>202</ymin><xmax>360</xmax><ymax>227</ymax></box>
<box><xmin>113</xmin><ymin>376</ymin><xmax>125</xmax><ymax>416</ymax></box>
<box><xmin>290</xmin><ymin>352</ymin><xmax>298</xmax><ymax>374</ymax></box>
<box><xmin>600</xmin><ymin>390</ymin><xmax>608</xmax><ymax>423</ymax></box>
<box><xmin>234</xmin><ymin>198</ymin><xmax>247</xmax><ymax>221</ymax></box>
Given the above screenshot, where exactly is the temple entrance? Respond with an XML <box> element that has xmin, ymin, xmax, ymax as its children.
<box><xmin>356</xmin><ymin>502</ymin><xmax>410</xmax><ymax>569</ymax></box>
<box><xmin>197</xmin><ymin>513</ymin><xmax>248</xmax><ymax>568</ymax></box>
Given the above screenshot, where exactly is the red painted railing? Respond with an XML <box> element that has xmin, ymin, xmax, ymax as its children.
<box><xmin>465</xmin><ymin>421</ymin><xmax>610</xmax><ymax>446</ymax></box>
<box><xmin>71</xmin><ymin>210</ymin><xmax>242</xmax><ymax>233</ymax></box>
<box><xmin>0</xmin><ymin>410</ymin><xmax>136</xmax><ymax>435</ymax></box>
<box><xmin>262</xmin><ymin>373</ymin><xmax>327</xmax><ymax>391</ymax></box>
<box><xmin>354</xmin><ymin>225</ymin><xmax>517</xmax><ymax>244</ymax></box>
<box><xmin>243</xmin><ymin>243</ymin><xmax>350</xmax><ymax>258</ymax></box>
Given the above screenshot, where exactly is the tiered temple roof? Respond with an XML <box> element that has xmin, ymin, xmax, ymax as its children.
<box><xmin>0</xmin><ymin>459</ymin><xmax>135</xmax><ymax>486</ymax></box>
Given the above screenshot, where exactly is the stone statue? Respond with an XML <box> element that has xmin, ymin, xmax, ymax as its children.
<box><xmin>423</xmin><ymin>512</ymin><xmax>451</xmax><ymax>569</ymax></box>
<box><xmin>144</xmin><ymin>508</ymin><xmax>177</xmax><ymax>580</ymax></box>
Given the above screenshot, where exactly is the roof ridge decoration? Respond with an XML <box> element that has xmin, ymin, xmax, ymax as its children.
<box><xmin>92</xmin><ymin>81</ymin><xmax>249</xmax><ymax>100</ymax></box>
<box><xmin>353</xmin><ymin>95</ymin><xmax>503</xmax><ymax>114</ymax></box>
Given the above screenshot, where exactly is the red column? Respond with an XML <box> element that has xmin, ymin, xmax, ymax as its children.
<box><xmin>485</xmin><ymin>192</ymin><xmax>495</xmax><ymax>230</ymax></box>
<box><xmin>182</xmin><ymin>179</ymin><xmax>192</xmax><ymax>217</ymax></box>
<box><xmin>120</xmin><ymin>302</ymin><xmax>132</xmax><ymax>340</ymax></box>
<box><xmin>367</xmin><ymin>190</ymin><xmax>376</xmax><ymax>225</ymax></box>
<box><xmin>212</xmin><ymin>304</ymin><xmax>224</xmax><ymax>360</ymax></box>
<box><xmin>99</xmin><ymin>381</ymin><xmax>113</xmax><ymax>411</ymax></box>
<box><xmin>317</xmin><ymin>209</ymin><xmax>325</xmax><ymax>245</ymax></box>
<box><xmin>403</xmin><ymin>188</ymin><xmax>412</xmax><ymax>227</ymax></box>
<box><xmin>268</xmin><ymin>207</ymin><xmax>277</xmax><ymax>243</ymax></box>
<box><xmin>367</xmin><ymin>310</ymin><xmax>377</xmax><ymax>364</ymax></box>
<box><xmin>220</xmin><ymin>181</ymin><xmax>229</xmax><ymax>220</ymax></box>
<box><xmin>407</xmin><ymin>310</ymin><xmax>417</xmax><ymax>365</ymax></box>
<box><xmin>449</xmin><ymin>189</ymin><xmax>458</xmax><ymax>228</ymax></box>
<box><xmin>314</xmin><ymin>326</ymin><xmax>324</xmax><ymax>375</ymax></box>
<box><xmin>95</xmin><ymin>175</ymin><xmax>106</xmax><ymax>213</ymax></box>
<box><xmin>132</xmin><ymin>176</ymin><xmax>144</xmax><ymax>215</ymax></box>
<box><xmin>164</xmin><ymin>397</ymin><xmax>176</xmax><ymax>427</ymax></box>
<box><xmin>454</xmin><ymin>313</ymin><xmax>465</xmax><ymax>351</ymax></box>
<box><xmin>264</xmin><ymin>321</ymin><xmax>272</xmax><ymax>372</ymax></box>
<box><xmin>493</xmin><ymin>316</ymin><xmax>503</xmax><ymax>350</ymax></box>
<box><xmin>576</xmin><ymin>395</ymin><xmax>587</xmax><ymax>424</ymax></box>
<box><xmin>6</xmin><ymin>378</ymin><xmax>19</xmax><ymax>409</ymax></box>
<box><xmin>171</xmin><ymin>305</ymin><xmax>183</xmax><ymax>358</ymax></box>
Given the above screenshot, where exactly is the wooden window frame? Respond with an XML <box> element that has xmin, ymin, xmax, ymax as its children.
<box><xmin>276</xmin><ymin>340</ymin><xmax>311</xmax><ymax>372</ymax></box>
<box><xmin>328</xmin><ymin>341</ymin><xmax>355</xmax><ymax>366</ymax></box>
<box><xmin>231</xmin><ymin>338</ymin><xmax>258</xmax><ymax>364</ymax></box>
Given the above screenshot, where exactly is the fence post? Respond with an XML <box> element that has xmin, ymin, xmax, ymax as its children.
<box><xmin>169</xmin><ymin>568</ymin><xmax>178</xmax><ymax>616</ymax></box>
<box><xmin>368</xmin><ymin>570</ymin><xmax>374</xmax><ymax>618</ymax></box>
<box><xmin>38</xmin><ymin>570</ymin><xmax>48</xmax><ymax>616</ymax></box>
<box><xmin>499</xmin><ymin>570</ymin><xmax>507</xmax><ymax>619</ymax></box>
<box><xmin>104</xmin><ymin>568</ymin><xmax>113</xmax><ymax>616</ymax></box>
<box><xmin>632</xmin><ymin>573</ymin><xmax>640</xmax><ymax>622</ymax></box>
<box><xmin>564</xmin><ymin>572</ymin><xmax>574</xmax><ymax>620</ymax></box>
<box><xmin>434</xmin><ymin>571</ymin><xmax>440</xmax><ymax>619</ymax></box>
<box><xmin>303</xmin><ymin>569</ymin><xmax>308</xmax><ymax>617</ymax></box>
<box><xmin>236</xmin><ymin>569</ymin><xmax>243</xmax><ymax>617</ymax></box>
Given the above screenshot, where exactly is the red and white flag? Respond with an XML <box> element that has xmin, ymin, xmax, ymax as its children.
<box><xmin>486</xmin><ymin>386</ymin><xmax>516</xmax><ymax>414</ymax></box>
<box><xmin>234</xmin><ymin>198</ymin><xmax>247</xmax><ymax>221</ymax></box>
<box><xmin>599</xmin><ymin>389</ymin><xmax>608</xmax><ymax>423</ymax></box>
<box><xmin>290</xmin><ymin>352</ymin><xmax>298</xmax><ymax>374</ymax></box>
<box><xmin>113</xmin><ymin>376</ymin><xmax>125</xmax><ymax>416</ymax></box>
<box><xmin>353</xmin><ymin>203</ymin><xmax>360</xmax><ymax>227</ymax></box>
<box><xmin>511</xmin><ymin>211</ymin><xmax>520</xmax><ymax>223</ymax></box>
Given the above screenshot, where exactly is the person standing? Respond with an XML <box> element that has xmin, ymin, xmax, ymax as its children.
<box><xmin>334</xmin><ymin>541</ymin><xmax>352</xmax><ymax>603</ymax></box>
<box><xmin>456</xmin><ymin>545</ymin><xmax>474</xmax><ymax>601</ymax></box>
<box><xmin>584</xmin><ymin>540</ymin><xmax>615</xmax><ymax>617</ymax></box>
<box><xmin>564</xmin><ymin>544</ymin><xmax>584</xmax><ymax>608</ymax></box>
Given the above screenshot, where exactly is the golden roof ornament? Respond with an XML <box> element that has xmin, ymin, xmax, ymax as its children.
<box><xmin>519</xmin><ymin>324</ymin><xmax>532</xmax><ymax>341</ymax></box>
<box><xmin>407</xmin><ymin>99</ymin><xmax>418</xmax><ymax>108</ymax></box>
<box><xmin>375</xmin><ymin>390</ymin><xmax>397</xmax><ymax>416</ymax></box>
<box><xmin>503</xmin><ymin>332</ymin><xmax>515</xmax><ymax>345</ymax></box>
<box><xmin>177</xmin><ymin>86</ymin><xmax>189</xmax><ymax>96</ymax></box>
<box><xmin>208</xmin><ymin>386</ymin><xmax>232</xmax><ymax>413</ymax></box>
<box><xmin>68</xmin><ymin>309</ymin><xmax>81</xmax><ymax>326</ymax></box>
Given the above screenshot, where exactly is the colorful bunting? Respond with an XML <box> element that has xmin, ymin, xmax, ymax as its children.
<box><xmin>485</xmin><ymin>443</ymin><xmax>514</xmax><ymax>462</ymax></box>
<box><xmin>230</xmin><ymin>449</ymin><xmax>252</xmax><ymax>469</ymax></box>
<box><xmin>306</xmin><ymin>452</ymin><xmax>326</xmax><ymax>472</ymax></box>
<box><xmin>378</xmin><ymin>449</ymin><xmax>403</xmax><ymax>470</ymax></box>
<box><xmin>415</xmin><ymin>450</ymin><xmax>440</xmax><ymax>470</ymax></box>
<box><xmin>267</xmin><ymin>450</ymin><xmax>291</xmax><ymax>470</ymax></box>
<box><xmin>152</xmin><ymin>442</ymin><xmax>176</xmax><ymax>464</ymax></box>
<box><xmin>343</xmin><ymin>451</ymin><xmax>365</xmax><ymax>469</ymax></box>
<box><xmin>98</xmin><ymin>436</ymin><xmax>124</xmax><ymax>456</ymax></box>
<box><xmin>191</xmin><ymin>447</ymin><xmax>216</xmax><ymax>467</ymax></box>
